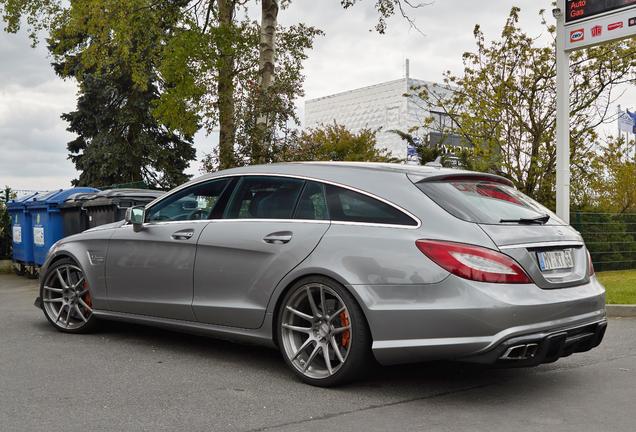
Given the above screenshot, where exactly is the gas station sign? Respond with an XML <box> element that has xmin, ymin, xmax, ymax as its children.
<box><xmin>565</xmin><ymin>0</ymin><xmax>636</xmax><ymax>50</ymax></box>
<box><xmin>567</xmin><ymin>0</ymin><xmax>636</xmax><ymax>22</ymax></box>
<box><xmin>554</xmin><ymin>0</ymin><xmax>636</xmax><ymax>223</ymax></box>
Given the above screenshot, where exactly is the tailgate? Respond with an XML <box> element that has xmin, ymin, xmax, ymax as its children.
<box><xmin>480</xmin><ymin>224</ymin><xmax>589</xmax><ymax>289</ymax></box>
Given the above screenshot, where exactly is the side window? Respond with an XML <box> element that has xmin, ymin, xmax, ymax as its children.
<box><xmin>225</xmin><ymin>176</ymin><xmax>304</xmax><ymax>219</ymax></box>
<box><xmin>294</xmin><ymin>181</ymin><xmax>329</xmax><ymax>221</ymax></box>
<box><xmin>325</xmin><ymin>184</ymin><xmax>417</xmax><ymax>226</ymax></box>
<box><xmin>145</xmin><ymin>178</ymin><xmax>231</xmax><ymax>222</ymax></box>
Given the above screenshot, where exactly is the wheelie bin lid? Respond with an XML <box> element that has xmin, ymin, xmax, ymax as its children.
<box><xmin>6</xmin><ymin>192</ymin><xmax>40</xmax><ymax>210</ymax></box>
<box><xmin>82</xmin><ymin>189</ymin><xmax>164</xmax><ymax>208</ymax></box>
<box><xmin>59</xmin><ymin>191</ymin><xmax>102</xmax><ymax>209</ymax></box>
<box><xmin>26</xmin><ymin>187</ymin><xmax>100</xmax><ymax>210</ymax></box>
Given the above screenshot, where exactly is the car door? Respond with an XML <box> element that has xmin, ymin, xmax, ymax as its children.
<box><xmin>106</xmin><ymin>178</ymin><xmax>234</xmax><ymax>320</ymax></box>
<box><xmin>193</xmin><ymin>177</ymin><xmax>330</xmax><ymax>329</ymax></box>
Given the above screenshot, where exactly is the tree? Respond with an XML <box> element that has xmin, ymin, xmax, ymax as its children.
<box><xmin>588</xmin><ymin>136</ymin><xmax>636</xmax><ymax>213</ymax></box>
<box><xmin>47</xmin><ymin>0</ymin><xmax>196</xmax><ymax>189</ymax></box>
<box><xmin>1</xmin><ymin>0</ymin><xmax>425</xmax><ymax>171</ymax></box>
<box><xmin>416</xmin><ymin>7</ymin><xmax>636</xmax><ymax>208</ymax></box>
<box><xmin>271</xmin><ymin>122</ymin><xmax>394</xmax><ymax>162</ymax></box>
<box><xmin>61</xmin><ymin>74</ymin><xmax>195</xmax><ymax>189</ymax></box>
<box><xmin>0</xmin><ymin>187</ymin><xmax>15</xmax><ymax>259</ymax></box>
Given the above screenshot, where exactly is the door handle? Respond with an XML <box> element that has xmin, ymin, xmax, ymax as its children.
<box><xmin>171</xmin><ymin>229</ymin><xmax>195</xmax><ymax>240</ymax></box>
<box><xmin>263</xmin><ymin>231</ymin><xmax>293</xmax><ymax>244</ymax></box>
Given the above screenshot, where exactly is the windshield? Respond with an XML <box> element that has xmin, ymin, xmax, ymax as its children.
<box><xmin>416</xmin><ymin>180</ymin><xmax>564</xmax><ymax>225</ymax></box>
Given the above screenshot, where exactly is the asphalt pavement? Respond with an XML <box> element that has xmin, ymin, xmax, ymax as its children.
<box><xmin>1</xmin><ymin>273</ymin><xmax>635</xmax><ymax>432</ymax></box>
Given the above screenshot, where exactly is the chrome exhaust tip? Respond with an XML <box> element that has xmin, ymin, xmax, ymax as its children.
<box><xmin>500</xmin><ymin>343</ymin><xmax>539</xmax><ymax>360</ymax></box>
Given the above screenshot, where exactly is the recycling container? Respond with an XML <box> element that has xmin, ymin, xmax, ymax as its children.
<box><xmin>27</xmin><ymin>187</ymin><xmax>99</xmax><ymax>266</ymax></box>
<box><xmin>59</xmin><ymin>191</ymin><xmax>100</xmax><ymax>237</ymax></box>
<box><xmin>6</xmin><ymin>192</ymin><xmax>40</xmax><ymax>274</ymax></box>
<box><xmin>83</xmin><ymin>189</ymin><xmax>164</xmax><ymax>229</ymax></box>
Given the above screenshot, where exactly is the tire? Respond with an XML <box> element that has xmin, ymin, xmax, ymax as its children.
<box><xmin>40</xmin><ymin>258</ymin><xmax>98</xmax><ymax>334</ymax></box>
<box><xmin>276</xmin><ymin>276</ymin><xmax>371</xmax><ymax>387</ymax></box>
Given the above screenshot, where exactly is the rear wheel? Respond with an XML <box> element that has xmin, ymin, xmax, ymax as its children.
<box><xmin>40</xmin><ymin>258</ymin><xmax>98</xmax><ymax>333</ymax></box>
<box><xmin>277</xmin><ymin>276</ymin><xmax>371</xmax><ymax>387</ymax></box>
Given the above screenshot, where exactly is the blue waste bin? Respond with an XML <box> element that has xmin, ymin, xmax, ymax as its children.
<box><xmin>27</xmin><ymin>187</ymin><xmax>99</xmax><ymax>266</ymax></box>
<box><xmin>7</xmin><ymin>192</ymin><xmax>40</xmax><ymax>275</ymax></box>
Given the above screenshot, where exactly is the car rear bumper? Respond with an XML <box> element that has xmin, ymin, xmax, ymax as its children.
<box><xmin>460</xmin><ymin>319</ymin><xmax>607</xmax><ymax>366</ymax></box>
<box><xmin>349</xmin><ymin>274</ymin><xmax>606</xmax><ymax>365</ymax></box>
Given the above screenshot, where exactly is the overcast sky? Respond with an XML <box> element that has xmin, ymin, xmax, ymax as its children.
<box><xmin>0</xmin><ymin>0</ymin><xmax>633</xmax><ymax>191</ymax></box>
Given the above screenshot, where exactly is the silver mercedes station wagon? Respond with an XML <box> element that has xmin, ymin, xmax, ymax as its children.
<box><xmin>36</xmin><ymin>162</ymin><xmax>607</xmax><ymax>386</ymax></box>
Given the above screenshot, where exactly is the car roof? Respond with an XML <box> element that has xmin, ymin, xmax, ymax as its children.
<box><xmin>192</xmin><ymin>162</ymin><xmax>512</xmax><ymax>186</ymax></box>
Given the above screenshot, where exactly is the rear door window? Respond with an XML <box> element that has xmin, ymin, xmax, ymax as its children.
<box><xmin>416</xmin><ymin>180</ymin><xmax>563</xmax><ymax>225</ymax></box>
<box><xmin>293</xmin><ymin>181</ymin><xmax>329</xmax><ymax>221</ymax></box>
<box><xmin>325</xmin><ymin>184</ymin><xmax>417</xmax><ymax>226</ymax></box>
<box><xmin>225</xmin><ymin>176</ymin><xmax>304</xmax><ymax>219</ymax></box>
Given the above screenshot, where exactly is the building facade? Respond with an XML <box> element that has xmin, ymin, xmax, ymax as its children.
<box><xmin>304</xmin><ymin>76</ymin><xmax>455</xmax><ymax>160</ymax></box>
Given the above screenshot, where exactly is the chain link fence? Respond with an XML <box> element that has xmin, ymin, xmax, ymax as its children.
<box><xmin>571</xmin><ymin>212</ymin><xmax>636</xmax><ymax>272</ymax></box>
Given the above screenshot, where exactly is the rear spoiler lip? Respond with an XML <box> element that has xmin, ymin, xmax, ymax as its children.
<box><xmin>409</xmin><ymin>173</ymin><xmax>515</xmax><ymax>187</ymax></box>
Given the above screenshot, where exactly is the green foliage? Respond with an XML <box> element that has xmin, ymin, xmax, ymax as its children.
<box><xmin>272</xmin><ymin>122</ymin><xmax>394</xmax><ymax>163</ymax></box>
<box><xmin>44</xmin><ymin>0</ymin><xmax>196</xmax><ymax>189</ymax></box>
<box><xmin>154</xmin><ymin>11</ymin><xmax>322</xmax><ymax>168</ymax></box>
<box><xmin>61</xmin><ymin>74</ymin><xmax>195</xmax><ymax>189</ymax></box>
<box><xmin>587</xmin><ymin>136</ymin><xmax>636</xmax><ymax>213</ymax></box>
<box><xmin>417</xmin><ymin>7</ymin><xmax>636</xmax><ymax>208</ymax></box>
<box><xmin>0</xmin><ymin>187</ymin><xmax>15</xmax><ymax>259</ymax></box>
<box><xmin>571</xmin><ymin>212</ymin><xmax>636</xmax><ymax>272</ymax></box>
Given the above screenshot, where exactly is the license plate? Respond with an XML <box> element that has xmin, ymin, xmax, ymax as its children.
<box><xmin>537</xmin><ymin>249</ymin><xmax>574</xmax><ymax>271</ymax></box>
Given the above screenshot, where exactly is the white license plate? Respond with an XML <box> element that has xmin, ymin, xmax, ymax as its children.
<box><xmin>537</xmin><ymin>249</ymin><xmax>574</xmax><ymax>271</ymax></box>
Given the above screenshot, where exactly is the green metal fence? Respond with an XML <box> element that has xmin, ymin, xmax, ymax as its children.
<box><xmin>571</xmin><ymin>212</ymin><xmax>636</xmax><ymax>272</ymax></box>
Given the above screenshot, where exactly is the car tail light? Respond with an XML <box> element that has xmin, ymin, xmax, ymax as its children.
<box><xmin>587</xmin><ymin>249</ymin><xmax>595</xmax><ymax>276</ymax></box>
<box><xmin>415</xmin><ymin>240</ymin><xmax>532</xmax><ymax>284</ymax></box>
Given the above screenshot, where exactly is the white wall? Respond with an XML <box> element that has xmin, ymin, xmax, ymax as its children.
<box><xmin>305</xmin><ymin>78</ymin><xmax>449</xmax><ymax>159</ymax></box>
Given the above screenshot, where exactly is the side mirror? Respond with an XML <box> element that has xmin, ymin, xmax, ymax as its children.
<box><xmin>125</xmin><ymin>206</ymin><xmax>145</xmax><ymax>232</ymax></box>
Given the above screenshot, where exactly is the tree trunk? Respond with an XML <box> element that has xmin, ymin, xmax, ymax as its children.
<box><xmin>252</xmin><ymin>0</ymin><xmax>278</xmax><ymax>164</ymax></box>
<box><xmin>259</xmin><ymin>0</ymin><xmax>278</xmax><ymax>91</ymax></box>
<box><xmin>217</xmin><ymin>0</ymin><xmax>237</xmax><ymax>170</ymax></box>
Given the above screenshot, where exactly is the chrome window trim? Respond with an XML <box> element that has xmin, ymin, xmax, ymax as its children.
<box><xmin>498</xmin><ymin>241</ymin><xmax>584</xmax><ymax>250</ymax></box>
<box><xmin>140</xmin><ymin>172</ymin><xmax>422</xmax><ymax>230</ymax></box>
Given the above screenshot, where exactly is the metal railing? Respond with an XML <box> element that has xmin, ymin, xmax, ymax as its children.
<box><xmin>571</xmin><ymin>212</ymin><xmax>636</xmax><ymax>272</ymax></box>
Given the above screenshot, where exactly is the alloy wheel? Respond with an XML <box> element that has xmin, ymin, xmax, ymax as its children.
<box><xmin>280</xmin><ymin>283</ymin><xmax>352</xmax><ymax>380</ymax></box>
<box><xmin>42</xmin><ymin>264</ymin><xmax>93</xmax><ymax>331</ymax></box>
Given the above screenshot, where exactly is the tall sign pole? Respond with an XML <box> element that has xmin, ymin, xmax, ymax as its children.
<box><xmin>555</xmin><ymin>0</ymin><xmax>570</xmax><ymax>223</ymax></box>
<box><xmin>555</xmin><ymin>0</ymin><xmax>636</xmax><ymax>224</ymax></box>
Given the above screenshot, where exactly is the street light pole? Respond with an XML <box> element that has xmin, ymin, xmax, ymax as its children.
<box><xmin>554</xmin><ymin>1</ymin><xmax>570</xmax><ymax>224</ymax></box>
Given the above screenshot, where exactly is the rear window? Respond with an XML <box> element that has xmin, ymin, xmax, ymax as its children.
<box><xmin>325</xmin><ymin>185</ymin><xmax>417</xmax><ymax>226</ymax></box>
<box><xmin>416</xmin><ymin>180</ymin><xmax>563</xmax><ymax>225</ymax></box>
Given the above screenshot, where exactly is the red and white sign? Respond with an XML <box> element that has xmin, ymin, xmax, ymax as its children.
<box><xmin>608</xmin><ymin>21</ymin><xmax>624</xmax><ymax>30</ymax></box>
<box><xmin>570</xmin><ymin>28</ymin><xmax>585</xmax><ymax>42</ymax></box>
<box><xmin>564</xmin><ymin>0</ymin><xmax>636</xmax><ymax>50</ymax></box>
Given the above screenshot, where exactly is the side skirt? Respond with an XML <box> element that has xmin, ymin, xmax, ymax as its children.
<box><xmin>92</xmin><ymin>309</ymin><xmax>276</xmax><ymax>348</ymax></box>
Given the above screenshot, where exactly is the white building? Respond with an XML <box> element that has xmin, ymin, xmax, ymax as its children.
<box><xmin>304</xmin><ymin>68</ymin><xmax>456</xmax><ymax>160</ymax></box>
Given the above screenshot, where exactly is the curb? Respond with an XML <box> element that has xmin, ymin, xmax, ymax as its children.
<box><xmin>606</xmin><ymin>305</ymin><xmax>636</xmax><ymax>318</ymax></box>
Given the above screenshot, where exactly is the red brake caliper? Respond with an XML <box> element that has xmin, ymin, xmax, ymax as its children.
<box><xmin>83</xmin><ymin>281</ymin><xmax>92</xmax><ymax>309</ymax></box>
<box><xmin>339</xmin><ymin>311</ymin><xmax>350</xmax><ymax>347</ymax></box>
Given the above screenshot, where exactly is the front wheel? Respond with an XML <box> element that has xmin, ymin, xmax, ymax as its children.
<box><xmin>277</xmin><ymin>276</ymin><xmax>371</xmax><ymax>387</ymax></box>
<box><xmin>40</xmin><ymin>258</ymin><xmax>98</xmax><ymax>333</ymax></box>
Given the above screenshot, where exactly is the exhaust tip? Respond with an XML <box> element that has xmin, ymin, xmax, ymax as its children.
<box><xmin>500</xmin><ymin>343</ymin><xmax>539</xmax><ymax>361</ymax></box>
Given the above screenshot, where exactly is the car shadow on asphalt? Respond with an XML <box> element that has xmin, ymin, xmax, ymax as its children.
<box><xmin>33</xmin><ymin>318</ymin><xmax>541</xmax><ymax>393</ymax></box>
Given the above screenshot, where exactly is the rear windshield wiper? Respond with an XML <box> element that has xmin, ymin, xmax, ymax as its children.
<box><xmin>500</xmin><ymin>214</ymin><xmax>550</xmax><ymax>225</ymax></box>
